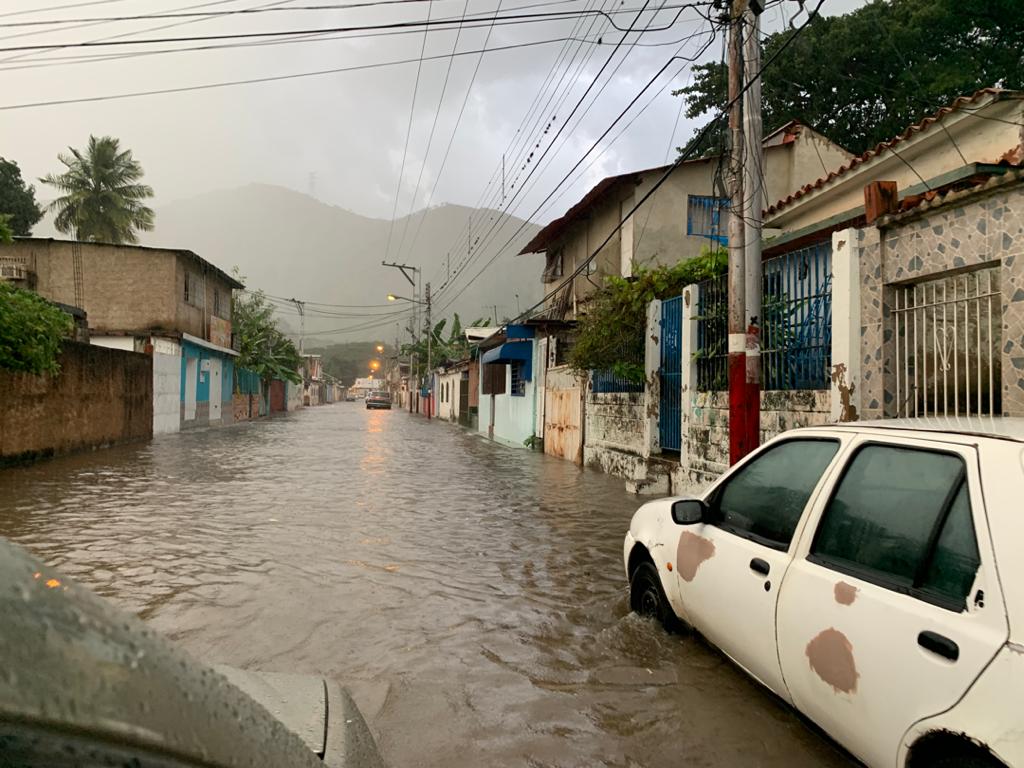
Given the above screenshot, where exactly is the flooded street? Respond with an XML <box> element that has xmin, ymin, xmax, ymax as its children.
<box><xmin>0</xmin><ymin>405</ymin><xmax>852</xmax><ymax>768</ymax></box>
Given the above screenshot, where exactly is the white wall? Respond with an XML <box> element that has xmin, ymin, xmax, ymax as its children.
<box><xmin>91</xmin><ymin>335</ymin><xmax>136</xmax><ymax>352</ymax></box>
<box><xmin>480</xmin><ymin>342</ymin><xmax>540</xmax><ymax>448</ymax></box>
<box><xmin>153</xmin><ymin>349</ymin><xmax>182</xmax><ymax>435</ymax></box>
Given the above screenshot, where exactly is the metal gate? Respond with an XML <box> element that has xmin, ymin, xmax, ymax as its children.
<box><xmin>892</xmin><ymin>268</ymin><xmax>1001</xmax><ymax>417</ymax></box>
<box><xmin>659</xmin><ymin>295</ymin><xmax>683</xmax><ymax>452</ymax></box>
<box><xmin>458</xmin><ymin>375</ymin><xmax>470</xmax><ymax>426</ymax></box>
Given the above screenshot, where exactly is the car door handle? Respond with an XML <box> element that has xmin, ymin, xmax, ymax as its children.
<box><xmin>918</xmin><ymin>631</ymin><xmax>959</xmax><ymax>662</ymax></box>
<box><xmin>749</xmin><ymin>558</ymin><xmax>770</xmax><ymax>576</ymax></box>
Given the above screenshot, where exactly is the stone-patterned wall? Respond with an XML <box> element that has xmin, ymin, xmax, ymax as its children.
<box><xmin>861</xmin><ymin>176</ymin><xmax>1024</xmax><ymax>418</ymax></box>
<box><xmin>681</xmin><ymin>389</ymin><xmax>831</xmax><ymax>486</ymax></box>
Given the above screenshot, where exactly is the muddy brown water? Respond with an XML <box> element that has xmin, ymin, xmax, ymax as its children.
<box><xmin>0</xmin><ymin>406</ymin><xmax>854</xmax><ymax>767</ymax></box>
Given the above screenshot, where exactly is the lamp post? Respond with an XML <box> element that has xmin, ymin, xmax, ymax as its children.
<box><xmin>388</xmin><ymin>289</ymin><xmax>432</xmax><ymax>419</ymax></box>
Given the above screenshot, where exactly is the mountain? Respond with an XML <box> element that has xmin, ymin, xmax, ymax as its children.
<box><xmin>33</xmin><ymin>184</ymin><xmax>544</xmax><ymax>342</ymax></box>
<box><xmin>147</xmin><ymin>184</ymin><xmax>544</xmax><ymax>342</ymax></box>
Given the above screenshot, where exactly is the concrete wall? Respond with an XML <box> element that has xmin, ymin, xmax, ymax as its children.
<box><xmin>286</xmin><ymin>381</ymin><xmax>303</xmax><ymax>411</ymax></box>
<box><xmin>0</xmin><ymin>342</ymin><xmax>152</xmax><ymax>465</ymax></box>
<box><xmin>583</xmin><ymin>390</ymin><xmax>648</xmax><ymax>480</ymax></box>
<box><xmin>153</xmin><ymin>347</ymin><xmax>182</xmax><ymax>435</ymax></box>
<box><xmin>678</xmin><ymin>390</ymin><xmax>831</xmax><ymax>488</ymax></box>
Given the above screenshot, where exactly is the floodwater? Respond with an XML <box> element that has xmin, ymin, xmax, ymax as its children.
<box><xmin>0</xmin><ymin>405</ymin><xmax>853</xmax><ymax>767</ymax></box>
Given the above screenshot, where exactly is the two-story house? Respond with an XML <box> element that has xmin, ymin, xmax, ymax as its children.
<box><xmin>0</xmin><ymin>238</ymin><xmax>243</xmax><ymax>433</ymax></box>
<box><xmin>518</xmin><ymin>121</ymin><xmax>854</xmax><ymax>318</ymax></box>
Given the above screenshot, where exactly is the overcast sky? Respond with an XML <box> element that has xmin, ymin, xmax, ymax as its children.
<box><xmin>2</xmin><ymin>0</ymin><xmax>868</xmax><ymax>228</ymax></box>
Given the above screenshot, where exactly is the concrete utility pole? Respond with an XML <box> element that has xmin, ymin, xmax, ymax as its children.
<box><xmin>726</xmin><ymin>0</ymin><xmax>759</xmax><ymax>465</ymax></box>
<box><xmin>425</xmin><ymin>282</ymin><xmax>432</xmax><ymax>420</ymax></box>
<box><xmin>291</xmin><ymin>299</ymin><xmax>306</xmax><ymax>354</ymax></box>
<box><xmin>742</xmin><ymin>2</ymin><xmax>763</xmax><ymax>461</ymax></box>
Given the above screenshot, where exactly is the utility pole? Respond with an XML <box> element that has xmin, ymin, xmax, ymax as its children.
<box><xmin>425</xmin><ymin>282</ymin><xmax>432</xmax><ymax>420</ymax></box>
<box><xmin>742</xmin><ymin>1</ymin><xmax>764</xmax><ymax>463</ymax></box>
<box><xmin>291</xmin><ymin>299</ymin><xmax>306</xmax><ymax>354</ymax></box>
<box><xmin>726</xmin><ymin>0</ymin><xmax>757</xmax><ymax>465</ymax></box>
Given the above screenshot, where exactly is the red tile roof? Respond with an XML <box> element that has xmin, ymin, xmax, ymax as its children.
<box><xmin>764</xmin><ymin>87</ymin><xmax>1023</xmax><ymax>217</ymax></box>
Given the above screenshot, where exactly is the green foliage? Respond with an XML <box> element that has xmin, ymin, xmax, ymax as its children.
<box><xmin>0</xmin><ymin>158</ymin><xmax>43</xmax><ymax>236</ymax></box>
<box><xmin>0</xmin><ymin>281</ymin><xmax>73</xmax><ymax>374</ymax></box>
<box><xmin>0</xmin><ymin>215</ymin><xmax>13</xmax><ymax>244</ymax></box>
<box><xmin>675</xmin><ymin>0</ymin><xmax>1024</xmax><ymax>158</ymax></box>
<box><xmin>41</xmin><ymin>135</ymin><xmax>155</xmax><ymax>245</ymax></box>
<box><xmin>231</xmin><ymin>273</ymin><xmax>302</xmax><ymax>385</ymax></box>
<box><xmin>569</xmin><ymin>247</ymin><xmax>728</xmax><ymax>382</ymax></box>
<box><xmin>400</xmin><ymin>313</ymin><xmax>488</xmax><ymax>368</ymax></box>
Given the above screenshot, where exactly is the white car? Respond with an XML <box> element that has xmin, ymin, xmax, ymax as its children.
<box><xmin>624</xmin><ymin>418</ymin><xmax>1024</xmax><ymax>768</ymax></box>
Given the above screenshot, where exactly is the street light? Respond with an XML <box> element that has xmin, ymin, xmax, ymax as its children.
<box><xmin>387</xmin><ymin>293</ymin><xmax>426</xmax><ymax>304</ymax></box>
<box><xmin>376</xmin><ymin>344</ymin><xmax>384</xmax><ymax>353</ymax></box>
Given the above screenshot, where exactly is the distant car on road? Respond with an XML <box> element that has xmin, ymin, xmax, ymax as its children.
<box><xmin>365</xmin><ymin>391</ymin><xmax>392</xmax><ymax>410</ymax></box>
<box><xmin>624</xmin><ymin>418</ymin><xmax>1024</xmax><ymax>768</ymax></box>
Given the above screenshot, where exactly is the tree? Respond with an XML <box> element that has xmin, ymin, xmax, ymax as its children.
<box><xmin>0</xmin><ymin>282</ymin><xmax>73</xmax><ymax>375</ymax></box>
<box><xmin>0</xmin><ymin>158</ymin><xmax>43</xmax><ymax>236</ymax></box>
<box><xmin>0</xmin><ymin>215</ymin><xmax>13</xmax><ymax>244</ymax></box>
<box><xmin>40</xmin><ymin>135</ymin><xmax>155</xmax><ymax>244</ymax></box>
<box><xmin>570</xmin><ymin>247</ymin><xmax>727</xmax><ymax>382</ymax></box>
<box><xmin>231</xmin><ymin>275</ymin><xmax>302</xmax><ymax>384</ymax></box>
<box><xmin>400</xmin><ymin>313</ymin><xmax>488</xmax><ymax>368</ymax></box>
<box><xmin>675</xmin><ymin>0</ymin><xmax>1024</xmax><ymax>158</ymax></box>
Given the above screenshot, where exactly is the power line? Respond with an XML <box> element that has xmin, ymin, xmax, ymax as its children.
<box><xmin>0</xmin><ymin>3</ymin><xmax>713</xmax><ymax>53</ymax></box>
<box><xmin>0</xmin><ymin>36</ymin><xmax>593</xmax><ymax>110</ymax></box>
<box><xmin>429</xmin><ymin>0</ymin><xmax>661</xmax><ymax>301</ymax></box>
<box><xmin>382</xmin><ymin>0</ymin><xmax>434</xmax><ymax>266</ymax></box>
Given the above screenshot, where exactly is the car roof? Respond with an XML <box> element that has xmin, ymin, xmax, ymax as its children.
<box><xmin>803</xmin><ymin>416</ymin><xmax>1024</xmax><ymax>444</ymax></box>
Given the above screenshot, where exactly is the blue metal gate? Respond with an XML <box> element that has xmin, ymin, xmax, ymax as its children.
<box><xmin>659</xmin><ymin>296</ymin><xmax>683</xmax><ymax>452</ymax></box>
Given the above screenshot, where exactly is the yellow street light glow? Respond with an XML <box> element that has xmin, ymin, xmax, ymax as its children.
<box><xmin>387</xmin><ymin>294</ymin><xmax>397</xmax><ymax>301</ymax></box>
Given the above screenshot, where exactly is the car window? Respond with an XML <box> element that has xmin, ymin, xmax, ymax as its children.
<box><xmin>811</xmin><ymin>444</ymin><xmax>979</xmax><ymax>608</ymax></box>
<box><xmin>920</xmin><ymin>483</ymin><xmax>981</xmax><ymax>604</ymax></box>
<box><xmin>710</xmin><ymin>439</ymin><xmax>839</xmax><ymax>549</ymax></box>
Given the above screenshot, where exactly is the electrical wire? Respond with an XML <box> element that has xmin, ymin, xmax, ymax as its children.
<box><xmin>0</xmin><ymin>3</ymin><xmax>714</xmax><ymax>53</ymax></box>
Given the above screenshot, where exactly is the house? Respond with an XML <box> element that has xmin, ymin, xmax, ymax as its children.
<box><xmin>651</xmin><ymin>87</ymin><xmax>1024</xmax><ymax>491</ymax></box>
<box><xmin>476</xmin><ymin>324</ymin><xmax>542</xmax><ymax>447</ymax></box>
<box><xmin>1</xmin><ymin>238</ymin><xmax>242</xmax><ymax>434</ymax></box>
<box><xmin>760</xmin><ymin>87</ymin><xmax>1024</xmax><ymax>427</ymax></box>
<box><xmin>518</xmin><ymin>121</ymin><xmax>853</xmax><ymax>319</ymax></box>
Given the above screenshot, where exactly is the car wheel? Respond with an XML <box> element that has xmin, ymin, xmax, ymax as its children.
<box><xmin>630</xmin><ymin>561</ymin><xmax>675</xmax><ymax>630</ymax></box>
<box><xmin>921</xmin><ymin>751</ymin><xmax>1004</xmax><ymax>768</ymax></box>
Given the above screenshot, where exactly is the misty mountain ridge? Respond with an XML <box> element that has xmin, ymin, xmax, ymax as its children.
<box><xmin>34</xmin><ymin>183</ymin><xmax>544</xmax><ymax>342</ymax></box>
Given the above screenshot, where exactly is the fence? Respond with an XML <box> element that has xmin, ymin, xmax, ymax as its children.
<box><xmin>235</xmin><ymin>367</ymin><xmax>261</xmax><ymax>395</ymax></box>
<box><xmin>696</xmin><ymin>273</ymin><xmax>728</xmax><ymax>391</ymax></box>
<box><xmin>761</xmin><ymin>240</ymin><xmax>832</xmax><ymax>390</ymax></box>
<box><xmin>591</xmin><ymin>343</ymin><xmax>645</xmax><ymax>394</ymax></box>
<box><xmin>695</xmin><ymin>240</ymin><xmax>832</xmax><ymax>391</ymax></box>
<box><xmin>659</xmin><ymin>295</ymin><xmax>683</xmax><ymax>452</ymax></box>
<box><xmin>892</xmin><ymin>267</ymin><xmax>1001</xmax><ymax>417</ymax></box>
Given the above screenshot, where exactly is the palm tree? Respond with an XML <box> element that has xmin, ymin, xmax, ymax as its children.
<box><xmin>41</xmin><ymin>135</ymin><xmax>155</xmax><ymax>244</ymax></box>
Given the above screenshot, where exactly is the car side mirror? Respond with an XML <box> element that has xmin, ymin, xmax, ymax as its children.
<box><xmin>671</xmin><ymin>498</ymin><xmax>707</xmax><ymax>525</ymax></box>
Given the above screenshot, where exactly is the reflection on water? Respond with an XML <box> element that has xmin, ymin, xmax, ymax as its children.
<box><xmin>0</xmin><ymin>406</ymin><xmax>851</xmax><ymax>767</ymax></box>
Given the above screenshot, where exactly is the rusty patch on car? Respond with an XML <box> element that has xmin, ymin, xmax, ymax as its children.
<box><xmin>833</xmin><ymin>581</ymin><xmax>857</xmax><ymax>605</ymax></box>
<box><xmin>675</xmin><ymin>532</ymin><xmax>715</xmax><ymax>582</ymax></box>
<box><xmin>806</xmin><ymin>628</ymin><xmax>859</xmax><ymax>694</ymax></box>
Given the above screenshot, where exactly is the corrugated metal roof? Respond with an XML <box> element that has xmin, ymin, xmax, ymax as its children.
<box><xmin>765</xmin><ymin>88</ymin><xmax>1024</xmax><ymax>217</ymax></box>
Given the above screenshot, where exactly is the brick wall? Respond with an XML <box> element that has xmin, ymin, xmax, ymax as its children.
<box><xmin>0</xmin><ymin>342</ymin><xmax>152</xmax><ymax>465</ymax></box>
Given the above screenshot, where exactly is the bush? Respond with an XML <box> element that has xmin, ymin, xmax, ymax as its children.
<box><xmin>0</xmin><ymin>281</ymin><xmax>73</xmax><ymax>374</ymax></box>
<box><xmin>569</xmin><ymin>247</ymin><xmax>727</xmax><ymax>382</ymax></box>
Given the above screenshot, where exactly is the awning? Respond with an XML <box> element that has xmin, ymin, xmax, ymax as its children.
<box><xmin>481</xmin><ymin>341</ymin><xmax>531</xmax><ymax>365</ymax></box>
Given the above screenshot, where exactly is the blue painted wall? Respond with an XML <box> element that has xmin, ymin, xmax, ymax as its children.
<box><xmin>180</xmin><ymin>340</ymin><xmax>234</xmax><ymax>404</ymax></box>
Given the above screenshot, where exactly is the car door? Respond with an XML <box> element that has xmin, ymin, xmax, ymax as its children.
<box><xmin>675</xmin><ymin>436</ymin><xmax>843</xmax><ymax>699</ymax></box>
<box><xmin>776</xmin><ymin>435</ymin><xmax>1009</xmax><ymax>768</ymax></box>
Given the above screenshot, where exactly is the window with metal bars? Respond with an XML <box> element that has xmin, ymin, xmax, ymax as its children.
<box><xmin>510</xmin><ymin>362</ymin><xmax>527</xmax><ymax>396</ymax></box>
<box><xmin>687</xmin><ymin>195</ymin><xmax>728</xmax><ymax>244</ymax></box>
<box><xmin>891</xmin><ymin>267</ymin><xmax>1001</xmax><ymax>418</ymax></box>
